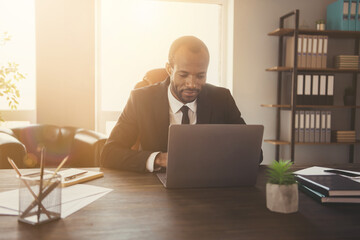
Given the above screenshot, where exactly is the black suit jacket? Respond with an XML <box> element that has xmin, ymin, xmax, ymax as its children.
<box><xmin>101</xmin><ymin>78</ymin><xmax>260</xmax><ymax>172</ymax></box>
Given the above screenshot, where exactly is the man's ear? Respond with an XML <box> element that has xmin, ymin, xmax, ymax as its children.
<box><xmin>165</xmin><ymin>62</ymin><xmax>172</xmax><ymax>76</ymax></box>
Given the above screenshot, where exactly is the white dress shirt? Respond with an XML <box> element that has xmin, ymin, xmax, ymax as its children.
<box><xmin>146</xmin><ymin>86</ymin><xmax>197</xmax><ymax>172</ymax></box>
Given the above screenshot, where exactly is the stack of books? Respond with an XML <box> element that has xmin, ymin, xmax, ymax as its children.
<box><xmin>335</xmin><ymin>55</ymin><xmax>359</xmax><ymax>69</ymax></box>
<box><xmin>332</xmin><ymin>130</ymin><xmax>356</xmax><ymax>142</ymax></box>
<box><xmin>296</xmin><ymin>173</ymin><xmax>360</xmax><ymax>204</ymax></box>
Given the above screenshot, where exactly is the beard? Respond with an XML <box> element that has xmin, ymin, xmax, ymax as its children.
<box><xmin>170</xmin><ymin>83</ymin><xmax>200</xmax><ymax>103</ymax></box>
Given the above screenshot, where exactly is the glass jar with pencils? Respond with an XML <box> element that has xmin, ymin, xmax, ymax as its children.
<box><xmin>18</xmin><ymin>171</ymin><xmax>61</xmax><ymax>225</ymax></box>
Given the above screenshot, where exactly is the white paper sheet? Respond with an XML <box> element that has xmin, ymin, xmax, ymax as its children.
<box><xmin>0</xmin><ymin>184</ymin><xmax>112</xmax><ymax>218</ymax></box>
<box><xmin>294</xmin><ymin>166</ymin><xmax>360</xmax><ymax>183</ymax></box>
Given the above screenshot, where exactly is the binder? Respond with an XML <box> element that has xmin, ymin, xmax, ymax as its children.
<box><xmin>306</xmin><ymin>36</ymin><xmax>312</xmax><ymax>68</ymax></box>
<box><xmin>350</xmin><ymin>0</ymin><xmax>357</xmax><ymax>30</ymax></box>
<box><xmin>319</xmin><ymin>75</ymin><xmax>327</xmax><ymax>105</ymax></box>
<box><xmin>326</xmin><ymin>111</ymin><xmax>332</xmax><ymax>143</ymax></box>
<box><xmin>320</xmin><ymin>111</ymin><xmax>327</xmax><ymax>142</ymax></box>
<box><xmin>312</xmin><ymin>75</ymin><xmax>320</xmax><ymax>105</ymax></box>
<box><xmin>299</xmin><ymin>111</ymin><xmax>305</xmax><ymax>142</ymax></box>
<box><xmin>326</xmin><ymin>0</ymin><xmax>350</xmax><ymax>30</ymax></box>
<box><xmin>285</xmin><ymin>36</ymin><xmax>302</xmax><ymax>67</ymax></box>
<box><xmin>304</xmin><ymin>75</ymin><xmax>312</xmax><ymax>105</ymax></box>
<box><xmin>305</xmin><ymin>111</ymin><xmax>311</xmax><ymax>142</ymax></box>
<box><xmin>315</xmin><ymin>111</ymin><xmax>321</xmax><ymax>142</ymax></box>
<box><xmin>310</xmin><ymin>111</ymin><xmax>315</xmax><ymax>142</ymax></box>
<box><xmin>295</xmin><ymin>111</ymin><xmax>299</xmax><ymax>142</ymax></box>
<box><xmin>327</xmin><ymin>75</ymin><xmax>335</xmax><ymax>105</ymax></box>
<box><xmin>297</xmin><ymin>75</ymin><xmax>304</xmax><ymax>105</ymax></box>
<box><xmin>301</xmin><ymin>36</ymin><xmax>308</xmax><ymax>68</ymax></box>
<box><xmin>356</xmin><ymin>0</ymin><xmax>360</xmax><ymax>31</ymax></box>
<box><xmin>317</xmin><ymin>36</ymin><xmax>323</xmax><ymax>68</ymax></box>
<box><xmin>311</xmin><ymin>36</ymin><xmax>318</xmax><ymax>68</ymax></box>
<box><xmin>322</xmin><ymin>36</ymin><xmax>328</xmax><ymax>68</ymax></box>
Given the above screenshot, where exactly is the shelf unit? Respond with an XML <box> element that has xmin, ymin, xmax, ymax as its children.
<box><xmin>264</xmin><ymin>10</ymin><xmax>359</xmax><ymax>163</ymax></box>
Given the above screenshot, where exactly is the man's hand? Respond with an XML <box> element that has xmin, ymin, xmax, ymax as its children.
<box><xmin>154</xmin><ymin>152</ymin><xmax>168</xmax><ymax>168</ymax></box>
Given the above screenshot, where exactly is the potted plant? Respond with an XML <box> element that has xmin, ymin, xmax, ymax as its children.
<box><xmin>0</xmin><ymin>31</ymin><xmax>24</xmax><ymax>121</ymax></box>
<box><xmin>343</xmin><ymin>86</ymin><xmax>356</xmax><ymax>106</ymax></box>
<box><xmin>266</xmin><ymin>160</ymin><xmax>298</xmax><ymax>214</ymax></box>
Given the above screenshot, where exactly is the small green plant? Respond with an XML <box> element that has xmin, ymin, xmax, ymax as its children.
<box><xmin>267</xmin><ymin>160</ymin><xmax>296</xmax><ymax>185</ymax></box>
<box><xmin>0</xmin><ymin>31</ymin><xmax>25</xmax><ymax>121</ymax></box>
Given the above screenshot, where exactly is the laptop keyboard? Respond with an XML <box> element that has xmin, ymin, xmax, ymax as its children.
<box><xmin>157</xmin><ymin>173</ymin><xmax>167</xmax><ymax>185</ymax></box>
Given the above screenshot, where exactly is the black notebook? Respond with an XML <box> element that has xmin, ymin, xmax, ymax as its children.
<box><xmin>296</xmin><ymin>174</ymin><xmax>360</xmax><ymax>197</ymax></box>
<box><xmin>298</xmin><ymin>183</ymin><xmax>360</xmax><ymax>204</ymax></box>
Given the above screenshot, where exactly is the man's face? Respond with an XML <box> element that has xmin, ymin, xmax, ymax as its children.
<box><xmin>167</xmin><ymin>46</ymin><xmax>209</xmax><ymax>104</ymax></box>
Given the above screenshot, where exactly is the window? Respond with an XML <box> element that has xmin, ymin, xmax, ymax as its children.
<box><xmin>0</xmin><ymin>0</ymin><xmax>36</xmax><ymax>126</ymax></box>
<box><xmin>97</xmin><ymin>0</ymin><xmax>230</xmax><ymax>135</ymax></box>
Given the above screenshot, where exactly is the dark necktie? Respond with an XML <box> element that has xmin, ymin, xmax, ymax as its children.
<box><xmin>180</xmin><ymin>105</ymin><xmax>190</xmax><ymax>124</ymax></box>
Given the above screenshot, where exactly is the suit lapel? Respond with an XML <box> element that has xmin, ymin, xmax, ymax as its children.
<box><xmin>154</xmin><ymin>79</ymin><xmax>171</xmax><ymax>149</ymax></box>
<box><xmin>196</xmin><ymin>85</ymin><xmax>212</xmax><ymax>124</ymax></box>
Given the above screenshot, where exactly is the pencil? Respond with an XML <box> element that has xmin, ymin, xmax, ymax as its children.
<box><xmin>7</xmin><ymin>157</ymin><xmax>51</xmax><ymax>218</ymax></box>
<box><xmin>37</xmin><ymin>147</ymin><xmax>45</xmax><ymax>222</ymax></box>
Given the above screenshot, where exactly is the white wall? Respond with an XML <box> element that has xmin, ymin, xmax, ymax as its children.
<box><xmin>35</xmin><ymin>0</ymin><xmax>95</xmax><ymax>130</ymax></box>
<box><xmin>232</xmin><ymin>0</ymin><xmax>359</xmax><ymax>164</ymax></box>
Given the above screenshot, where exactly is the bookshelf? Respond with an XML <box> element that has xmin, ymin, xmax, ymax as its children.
<box><xmin>263</xmin><ymin>9</ymin><xmax>359</xmax><ymax>163</ymax></box>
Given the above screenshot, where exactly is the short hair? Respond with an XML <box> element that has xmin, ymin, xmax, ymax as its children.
<box><xmin>168</xmin><ymin>36</ymin><xmax>209</xmax><ymax>66</ymax></box>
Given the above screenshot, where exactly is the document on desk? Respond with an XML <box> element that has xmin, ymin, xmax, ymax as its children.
<box><xmin>294</xmin><ymin>166</ymin><xmax>360</xmax><ymax>183</ymax></box>
<box><xmin>0</xmin><ymin>184</ymin><xmax>113</xmax><ymax>218</ymax></box>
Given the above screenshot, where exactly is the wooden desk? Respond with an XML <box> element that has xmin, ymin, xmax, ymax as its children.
<box><xmin>1</xmin><ymin>165</ymin><xmax>360</xmax><ymax>240</ymax></box>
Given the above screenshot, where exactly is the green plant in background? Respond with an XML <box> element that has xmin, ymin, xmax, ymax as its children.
<box><xmin>267</xmin><ymin>160</ymin><xmax>296</xmax><ymax>185</ymax></box>
<box><xmin>0</xmin><ymin>31</ymin><xmax>25</xmax><ymax>121</ymax></box>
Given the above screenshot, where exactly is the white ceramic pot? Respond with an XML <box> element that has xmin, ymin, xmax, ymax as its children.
<box><xmin>266</xmin><ymin>183</ymin><xmax>298</xmax><ymax>214</ymax></box>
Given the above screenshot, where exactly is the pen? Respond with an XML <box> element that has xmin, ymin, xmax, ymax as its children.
<box><xmin>324</xmin><ymin>169</ymin><xmax>360</xmax><ymax>178</ymax></box>
<box><xmin>64</xmin><ymin>171</ymin><xmax>88</xmax><ymax>181</ymax></box>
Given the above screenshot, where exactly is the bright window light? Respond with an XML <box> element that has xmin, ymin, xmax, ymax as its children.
<box><xmin>100</xmin><ymin>0</ymin><xmax>221</xmax><ymax>112</ymax></box>
<box><xmin>0</xmin><ymin>0</ymin><xmax>36</xmax><ymax>110</ymax></box>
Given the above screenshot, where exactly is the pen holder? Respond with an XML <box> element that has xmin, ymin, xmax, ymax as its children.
<box><xmin>18</xmin><ymin>171</ymin><xmax>61</xmax><ymax>225</ymax></box>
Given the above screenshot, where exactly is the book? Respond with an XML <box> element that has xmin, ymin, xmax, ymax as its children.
<box><xmin>57</xmin><ymin>168</ymin><xmax>104</xmax><ymax>187</ymax></box>
<box><xmin>299</xmin><ymin>183</ymin><xmax>360</xmax><ymax>203</ymax></box>
<box><xmin>295</xmin><ymin>174</ymin><xmax>360</xmax><ymax>197</ymax></box>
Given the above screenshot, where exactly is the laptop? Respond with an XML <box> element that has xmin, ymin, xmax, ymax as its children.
<box><xmin>157</xmin><ymin>124</ymin><xmax>264</xmax><ymax>188</ymax></box>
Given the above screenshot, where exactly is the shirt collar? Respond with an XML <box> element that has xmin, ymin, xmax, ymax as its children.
<box><xmin>168</xmin><ymin>85</ymin><xmax>197</xmax><ymax>114</ymax></box>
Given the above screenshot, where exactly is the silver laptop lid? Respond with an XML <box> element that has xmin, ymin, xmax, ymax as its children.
<box><xmin>165</xmin><ymin>124</ymin><xmax>264</xmax><ymax>188</ymax></box>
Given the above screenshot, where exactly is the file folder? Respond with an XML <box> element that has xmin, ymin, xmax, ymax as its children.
<box><xmin>350</xmin><ymin>0</ymin><xmax>357</xmax><ymax>30</ymax></box>
<box><xmin>297</xmin><ymin>75</ymin><xmax>304</xmax><ymax>105</ymax></box>
<box><xmin>319</xmin><ymin>75</ymin><xmax>327</xmax><ymax>105</ymax></box>
<box><xmin>285</xmin><ymin>36</ymin><xmax>302</xmax><ymax>67</ymax></box>
<box><xmin>312</xmin><ymin>75</ymin><xmax>320</xmax><ymax>105</ymax></box>
<box><xmin>327</xmin><ymin>0</ymin><xmax>350</xmax><ymax>30</ymax></box>
<box><xmin>326</xmin><ymin>75</ymin><xmax>334</xmax><ymax>105</ymax></box>
<box><xmin>305</xmin><ymin>111</ymin><xmax>311</xmax><ymax>142</ymax></box>
<box><xmin>311</xmin><ymin>36</ymin><xmax>318</xmax><ymax>68</ymax></box>
<box><xmin>310</xmin><ymin>111</ymin><xmax>315</xmax><ymax>142</ymax></box>
<box><xmin>304</xmin><ymin>75</ymin><xmax>312</xmax><ymax>105</ymax></box>
<box><xmin>322</xmin><ymin>36</ymin><xmax>328</xmax><ymax>68</ymax></box>
<box><xmin>356</xmin><ymin>0</ymin><xmax>360</xmax><ymax>30</ymax></box>
<box><xmin>302</xmin><ymin>36</ymin><xmax>308</xmax><ymax>67</ymax></box>
<box><xmin>326</xmin><ymin>111</ymin><xmax>332</xmax><ymax>143</ymax></box>
<box><xmin>317</xmin><ymin>36</ymin><xmax>323</xmax><ymax>68</ymax></box>
<box><xmin>315</xmin><ymin>111</ymin><xmax>321</xmax><ymax>142</ymax></box>
<box><xmin>299</xmin><ymin>111</ymin><xmax>305</xmax><ymax>142</ymax></box>
<box><xmin>306</xmin><ymin>36</ymin><xmax>312</xmax><ymax>68</ymax></box>
<box><xmin>320</xmin><ymin>111</ymin><xmax>327</xmax><ymax>142</ymax></box>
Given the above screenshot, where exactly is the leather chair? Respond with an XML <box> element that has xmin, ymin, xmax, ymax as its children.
<box><xmin>0</xmin><ymin>124</ymin><xmax>107</xmax><ymax>168</ymax></box>
<box><xmin>134</xmin><ymin>68</ymin><xmax>169</xmax><ymax>89</ymax></box>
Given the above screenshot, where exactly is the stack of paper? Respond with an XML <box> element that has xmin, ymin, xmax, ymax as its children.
<box><xmin>0</xmin><ymin>184</ymin><xmax>112</xmax><ymax>218</ymax></box>
<box><xmin>332</xmin><ymin>130</ymin><xmax>356</xmax><ymax>142</ymax></box>
<box><xmin>335</xmin><ymin>55</ymin><xmax>359</xmax><ymax>69</ymax></box>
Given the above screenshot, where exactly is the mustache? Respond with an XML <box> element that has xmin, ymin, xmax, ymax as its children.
<box><xmin>181</xmin><ymin>88</ymin><xmax>200</xmax><ymax>93</ymax></box>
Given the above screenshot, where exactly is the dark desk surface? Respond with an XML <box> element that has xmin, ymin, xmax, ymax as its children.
<box><xmin>1</xmin><ymin>165</ymin><xmax>360</xmax><ymax>240</ymax></box>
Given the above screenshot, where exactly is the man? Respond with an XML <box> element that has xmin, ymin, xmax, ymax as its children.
<box><xmin>101</xmin><ymin>36</ymin><xmax>262</xmax><ymax>172</ymax></box>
